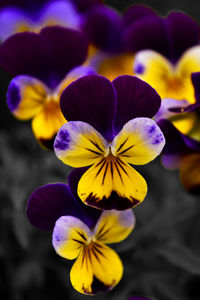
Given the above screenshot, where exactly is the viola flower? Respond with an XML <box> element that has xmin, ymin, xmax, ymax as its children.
<box><xmin>54</xmin><ymin>75</ymin><xmax>165</xmax><ymax>210</ymax></box>
<box><xmin>0</xmin><ymin>26</ymin><xmax>94</xmax><ymax>148</ymax></box>
<box><xmin>0</xmin><ymin>0</ymin><xmax>103</xmax><ymax>42</ymax></box>
<box><xmin>26</xmin><ymin>169</ymin><xmax>135</xmax><ymax>295</ymax></box>
<box><xmin>158</xmin><ymin>72</ymin><xmax>200</xmax><ymax>193</ymax></box>
<box><xmin>131</xmin><ymin>12</ymin><xmax>200</xmax><ymax>103</ymax></box>
<box><xmin>83</xmin><ymin>4</ymin><xmax>156</xmax><ymax>81</ymax></box>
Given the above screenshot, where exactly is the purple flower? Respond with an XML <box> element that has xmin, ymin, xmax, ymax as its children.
<box><xmin>54</xmin><ymin>74</ymin><xmax>165</xmax><ymax>210</ymax></box>
<box><xmin>0</xmin><ymin>26</ymin><xmax>94</xmax><ymax>148</ymax></box>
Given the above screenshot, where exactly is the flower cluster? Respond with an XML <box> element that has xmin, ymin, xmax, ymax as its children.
<box><xmin>1</xmin><ymin>0</ymin><xmax>200</xmax><ymax>298</ymax></box>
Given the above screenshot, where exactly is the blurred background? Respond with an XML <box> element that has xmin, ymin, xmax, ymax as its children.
<box><xmin>1</xmin><ymin>1</ymin><xmax>200</xmax><ymax>299</ymax></box>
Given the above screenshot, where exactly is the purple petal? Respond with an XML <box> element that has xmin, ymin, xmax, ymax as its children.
<box><xmin>192</xmin><ymin>72</ymin><xmax>200</xmax><ymax>103</ymax></box>
<box><xmin>0</xmin><ymin>26</ymin><xmax>88</xmax><ymax>88</ymax></box>
<box><xmin>60</xmin><ymin>75</ymin><xmax>116</xmax><ymax>141</ymax></box>
<box><xmin>68</xmin><ymin>168</ymin><xmax>102</xmax><ymax>228</ymax></box>
<box><xmin>124</xmin><ymin>12</ymin><xmax>200</xmax><ymax>62</ymax></box>
<box><xmin>123</xmin><ymin>4</ymin><xmax>156</xmax><ymax>26</ymax></box>
<box><xmin>113</xmin><ymin>75</ymin><xmax>161</xmax><ymax>133</ymax></box>
<box><xmin>166</xmin><ymin>12</ymin><xmax>200</xmax><ymax>63</ymax></box>
<box><xmin>158</xmin><ymin>119</ymin><xmax>200</xmax><ymax>155</ymax></box>
<box><xmin>26</xmin><ymin>183</ymin><xmax>87</xmax><ymax>231</ymax></box>
<box><xmin>83</xmin><ymin>5</ymin><xmax>123</xmax><ymax>52</ymax></box>
<box><xmin>124</xmin><ymin>15</ymin><xmax>168</xmax><ymax>56</ymax></box>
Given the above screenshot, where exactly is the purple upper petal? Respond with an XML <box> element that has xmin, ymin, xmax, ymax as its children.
<box><xmin>124</xmin><ymin>15</ymin><xmax>168</xmax><ymax>56</ymax></box>
<box><xmin>124</xmin><ymin>12</ymin><xmax>200</xmax><ymax>62</ymax></box>
<box><xmin>113</xmin><ymin>76</ymin><xmax>161</xmax><ymax>133</ymax></box>
<box><xmin>68</xmin><ymin>168</ymin><xmax>102</xmax><ymax>228</ymax></box>
<box><xmin>26</xmin><ymin>183</ymin><xmax>86</xmax><ymax>231</ymax></box>
<box><xmin>83</xmin><ymin>5</ymin><xmax>123</xmax><ymax>52</ymax></box>
<box><xmin>192</xmin><ymin>72</ymin><xmax>200</xmax><ymax>103</ymax></box>
<box><xmin>123</xmin><ymin>4</ymin><xmax>156</xmax><ymax>27</ymax></box>
<box><xmin>0</xmin><ymin>26</ymin><xmax>88</xmax><ymax>88</ymax></box>
<box><xmin>166</xmin><ymin>12</ymin><xmax>200</xmax><ymax>63</ymax></box>
<box><xmin>158</xmin><ymin>119</ymin><xmax>200</xmax><ymax>155</ymax></box>
<box><xmin>60</xmin><ymin>75</ymin><xmax>116</xmax><ymax>141</ymax></box>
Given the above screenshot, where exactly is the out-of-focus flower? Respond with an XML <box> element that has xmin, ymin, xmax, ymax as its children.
<box><xmin>158</xmin><ymin>73</ymin><xmax>200</xmax><ymax>193</ymax></box>
<box><xmin>0</xmin><ymin>0</ymin><xmax>103</xmax><ymax>42</ymax></box>
<box><xmin>83</xmin><ymin>4</ymin><xmax>156</xmax><ymax>80</ymax></box>
<box><xmin>54</xmin><ymin>74</ymin><xmax>165</xmax><ymax>210</ymax></box>
<box><xmin>26</xmin><ymin>169</ymin><xmax>135</xmax><ymax>295</ymax></box>
<box><xmin>133</xmin><ymin>12</ymin><xmax>200</xmax><ymax>103</ymax></box>
<box><xmin>0</xmin><ymin>26</ymin><xmax>94</xmax><ymax>149</ymax></box>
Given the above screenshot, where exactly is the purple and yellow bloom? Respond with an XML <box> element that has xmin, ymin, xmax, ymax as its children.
<box><xmin>0</xmin><ymin>26</ymin><xmax>94</xmax><ymax>148</ymax></box>
<box><xmin>132</xmin><ymin>12</ymin><xmax>200</xmax><ymax>103</ymax></box>
<box><xmin>158</xmin><ymin>72</ymin><xmax>200</xmax><ymax>193</ymax></box>
<box><xmin>0</xmin><ymin>0</ymin><xmax>103</xmax><ymax>42</ymax></box>
<box><xmin>26</xmin><ymin>169</ymin><xmax>135</xmax><ymax>295</ymax></box>
<box><xmin>54</xmin><ymin>75</ymin><xmax>165</xmax><ymax>210</ymax></box>
<box><xmin>83</xmin><ymin>4</ymin><xmax>156</xmax><ymax>80</ymax></box>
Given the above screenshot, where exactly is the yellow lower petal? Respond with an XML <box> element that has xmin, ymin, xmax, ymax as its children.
<box><xmin>31</xmin><ymin>99</ymin><xmax>66</xmax><ymax>146</ymax></box>
<box><xmin>70</xmin><ymin>242</ymin><xmax>123</xmax><ymax>295</ymax></box>
<box><xmin>78</xmin><ymin>155</ymin><xmax>147</xmax><ymax>210</ymax></box>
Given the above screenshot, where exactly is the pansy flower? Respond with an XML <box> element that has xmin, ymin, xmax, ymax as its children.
<box><xmin>83</xmin><ymin>4</ymin><xmax>156</xmax><ymax>81</ymax></box>
<box><xmin>0</xmin><ymin>26</ymin><xmax>94</xmax><ymax>148</ymax></box>
<box><xmin>130</xmin><ymin>12</ymin><xmax>200</xmax><ymax>103</ymax></box>
<box><xmin>158</xmin><ymin>72</ymin><xmax>200</xmax><ymax>193</ymax></box>
<box><xmin>26</xmin><ymin>169</ymin><xmax>135</xmax><ymax>295</ymax></box>
<box><xmin>0</xmin><ymin>0</ymin><xmax>103</xmax><ymax>42</ymax></box>
<box><xmin>54</xmin><ymin>75</ymin><xmax>165</xmax><ymax>210</ymax></box>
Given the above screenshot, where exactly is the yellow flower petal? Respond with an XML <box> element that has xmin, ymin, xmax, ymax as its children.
<box><xmin>94</xmin><ymin>209</ymin><xmax>135</xmax><ymax>244</ymax></box>
<box><xmin>31</xmin><ymin>99</ymin><xmax>66</xmax><ymax>145</ymax></box>
<box><xmin>52</xmin><ymin>216</ymin><xmax>91</xmax><ymax>260</ymax></box>
<box><xmin>112</xmin><ymin>118</ymin><xmax>165</xmax><ymax>165</ymax></box>
<box><xmin>70</xmin><ymin>241</ymin><xmax>123</xmax><ymax>295</ymax></box>
<box><xmin>7</xmin><ymin>75</ymin><xmax>47</xmax><ymax>120</ymax></box>
<box><xmin>134</xmin><ymin>47</ymin><xmax>200</xmax><ymax>103</ymax></box>
<box><xmin>54</xmin><ymin>121</ymin><xmax>108</xmax><ymax>167</ymax></box>
<box><xmin>78</xmin><ymin>155</ymin><xmax>147</xmax><ymax>210</ymax></box>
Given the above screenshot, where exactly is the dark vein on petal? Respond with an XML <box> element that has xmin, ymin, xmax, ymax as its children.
<box><xmin>118</xmin><ymin>145</ymin><xmax>134</xmax><ymax>155</ymax></box>
<box><xmin>102</xmin><ymin>162</ymin><xmax>109</xmax><ymax>185</ymax></box>
<box><xmin>116</xmin><ymin>159</ymin><xmax>129</xmax><ymax>176</ymax></box>
<box><xmin>114</xmin><ymin>161</ymin><xmax>124</xmax><ymax>185</ymax></box>
<box><xmin>72</xmin><ymin>238</ymin><xmax>85</xmax><ymax>244</ymax></box>
<box><xmin>116</xmin><ymin>138</ymin><xmax>128</xmax><ymax>152</ymax></box>
<box><xmin>96</xmin><ymin>222</ymin><xmax>107</xmax><ymax>238</ymax></box>
<box><xmin>77</xmin><ymin>231</ymin><xmax>87</xmax><ymax>241</ymax></box>
<box><xmin>110</xmin><ymin>161</ymin><xmax>113</xmax><ymax>179</ymax></box>
<box><xmin>89</xmin><ymin>139</ymin><xmax>104</xmax><ymax>153</ymax></box>
<box><xmin>93</xmin><ymin>244</ymin><xmax>105</xmax><ymax>258</ymax></box>
<box><xmin>85</xmin><ymin>148</ymin><xmax>102</xmax><ymax>155</ymax></box>
<box><xmin>91</xmin><ymin>247</ymin><xmax>101</xmax><ymax>263</ymax></box>
<box><xmin>96</xmin><ymin>159</ymin><xmax>106</xmax><ymax>178</ymax></box>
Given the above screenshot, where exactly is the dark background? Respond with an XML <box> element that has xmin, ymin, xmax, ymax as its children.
<box><xmin>1</xmin><ymin>1</ymin><xmax>200</xmax><ymax>300</ymax></box>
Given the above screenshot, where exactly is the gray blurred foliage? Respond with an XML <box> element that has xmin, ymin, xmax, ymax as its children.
<box><xmin>1</xmin><ymin>1</ymin><xmax>200</xmax><ymax>299</ymax></box>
